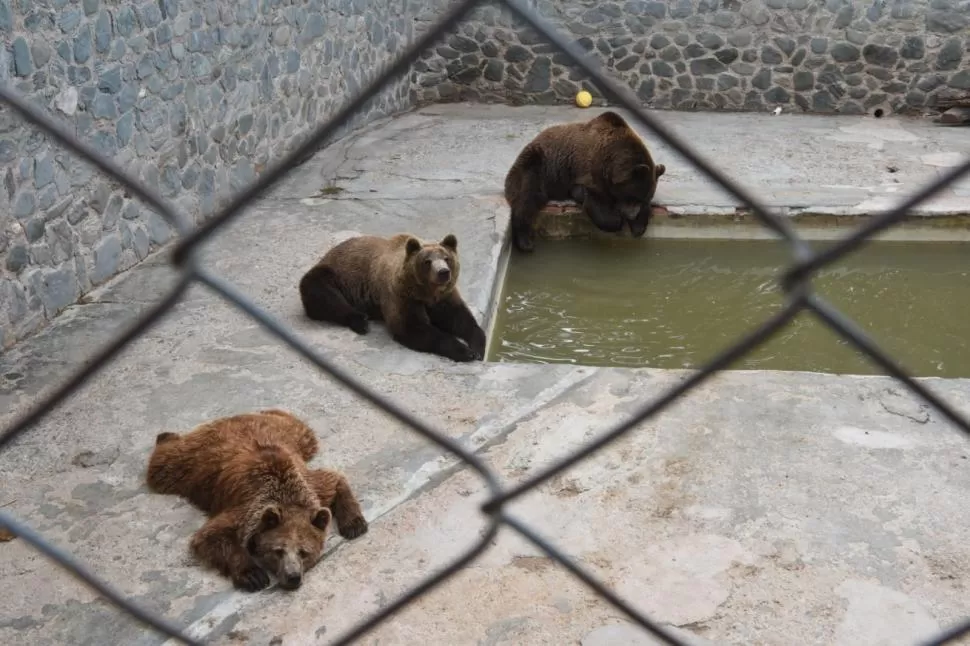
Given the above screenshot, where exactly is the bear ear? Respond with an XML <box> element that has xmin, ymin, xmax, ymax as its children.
<box><xmin>155</xmin><ymin>431</ymin><xmax>179</xmax><ymax>445</ymax></box>
<box><xmin>259</xmin><ymin>506</ymin><xmax>282</xmax><ymax>531</ymax></box>
<box><xmin>405</xmin><ymin>237</ymin><xmax>422</xmax><ymax>257</ymax></box>
<box><xmin>655</xmin><ymin>163</ymin><xmax>666</xmax><ymax>179</ymax></box>
<box><xmin>592</xmin><ymin>111</ymin><xmax>627</xmax><ymax>129</ymax></box>
<box><xmin>441</xmin><ymin>234</ymin><xmax>458</xmax><ymax>251</ymax></box>
<box><xmin>311</xmin><ymin>507</ymin><xmax>332</xmax><ymax>531</ymax></box>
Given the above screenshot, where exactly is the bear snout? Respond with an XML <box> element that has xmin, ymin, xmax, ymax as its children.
<box><xmin>619</xmin><ymin>202</ymin><xmax>641</xmax><ymax>221</ymax></box>
<box><xmin>430</xmin><ymin>258</ymin><xmax>452</xmax><ymax>284</ymax></box>
<box><xmin>279</xmin><ymin>572</ymin><xmax>303</xmax><ymax>590</ymax></box>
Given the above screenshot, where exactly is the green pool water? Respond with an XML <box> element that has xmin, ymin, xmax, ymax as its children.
<box><xmin>487</xmin><ymin>237</ymin><xmax>970</xmax><ymax>377</ymax></box>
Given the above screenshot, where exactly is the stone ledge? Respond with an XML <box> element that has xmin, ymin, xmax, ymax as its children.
<box><xmin>536</xmin><ymin>201</ymin><xmax>970</xmax><ymax>241</ymax></box>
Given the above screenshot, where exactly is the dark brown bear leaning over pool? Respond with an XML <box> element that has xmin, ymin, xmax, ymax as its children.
<box><xmin>299</xmin><ymin>232</ymin><xmax>487</xmax><ymax>363</ymax></box>
<box><xmin>504</xmin><ymin>110</ymin><xmax>666</xmax><ymax>253</ymax></box>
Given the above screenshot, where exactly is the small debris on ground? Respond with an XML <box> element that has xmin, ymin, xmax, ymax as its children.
<box><xmin>0</xmin><ymin>529</ymin><xmax>15</xmax><ymax>542</ymax></box>
<box><xmin>72</xmin><ymin>446</ymin><xmax>120</xmax><ymax>468</ymax></box>
<box><xmin>939</xmin><ymin>107</ymin><xmax>970</xmax><ymax>125</ymax></box>
<box><xmin>317</xmin><ymin>185</ymin><xmax>344</xmax><ymax>196</ymax></box>
<box><xmin>935</xmin><ymin>95</ymin><xmax>970</xmax><ymax>125</ymax></box>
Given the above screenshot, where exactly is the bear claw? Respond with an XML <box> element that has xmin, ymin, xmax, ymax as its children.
<box><xmin>468</xmin><ymin>335</ymin><xmax>486</xmax><ymax>361</ymax></box>
<box><xmin>449</xmin><ymin>344</ymin><xmax>477</xmax><ymax>362</ymax></box>
<box><xmin>340</xmin><ymin>516</ymin><xmax>369</xmax><ymax>540</ymax></box>
<box><xmin>629</xmin><ymin>221</ymin><xmax>648</xmax><ymax>238</ymax></box>
<box><xmin>347</xmin><ymin>314</ymin><xmax>369</xmax><ymax>335</ymax></box>
<box><xmin>514</xmin><ymin>232</ymin><xmax>535</xmax><ymax>253</ymax></box>
<box><xmin>234</xmin><ymin>566</ymin><xmax>271</xmax><ymax>592</ymax></box>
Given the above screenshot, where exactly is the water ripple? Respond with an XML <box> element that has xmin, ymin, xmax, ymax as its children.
<box><xmin>489</xmin><ymin>238</ymin><xmax>970</xmax><ymax>378</ymax></box>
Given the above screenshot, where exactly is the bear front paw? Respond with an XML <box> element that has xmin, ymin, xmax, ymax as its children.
<box><xmin>339</xmin><ymin>515</ymin><xmax>369</xmax><ymax>540</ymax></box>
<box><xmin>513</xmin><ymin>231</ymin><xmax>535</xmax><ymax>253</ymax></box>
<box><xmin>468</xmin><ymin>330</ymin><xmax>487</xmax><ymax>361</ymax></box>
<box><xmin>629</xmin><ymin>220</ymin><xmax>648</xmax><ymax>238</ymax></box>
<box><xmin>347</xmin><ymin>313</ymin><xmax>369</xmax><ymax>335</ymax></box>
<box><xmin>447</xmin><ymin>342</ymin><xmax>477</xmax><ymax>363</ymax></box>
<box><xmin>233</xmin><ymin>565</ymin><xmax>271</xmax><ymax>592</ymax></box>
<box><xmin>569</xmin><ymin>185</ymin><xmax>587</xmax><ymax>204</ymax></box>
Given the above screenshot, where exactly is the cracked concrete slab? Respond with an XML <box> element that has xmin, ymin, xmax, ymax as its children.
<box><xmin>2</xmin><ymin>104</ymin><xmax>970</xmax><ymax>646</ymax></box>
<box><xmin>215</xmin><ymin>369</ymin><xmax>970</xmax><ymax>646</ymax></box>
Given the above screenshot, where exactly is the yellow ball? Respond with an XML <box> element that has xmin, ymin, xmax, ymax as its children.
<box><xmin>575</xmin><ymin>90</ymin><xmax>593</xmax><ymax>108</ymax></box>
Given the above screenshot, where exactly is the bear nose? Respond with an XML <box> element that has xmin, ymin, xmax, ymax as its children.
<box><xmin>281</xmin><ymin>573</ymin><xmax>302</xmax><ymax>590</ymax></box>
<box><xmin>436</xmin><ymin>267</ymin><xmax>451</xmax><ymax>281</ymax></box>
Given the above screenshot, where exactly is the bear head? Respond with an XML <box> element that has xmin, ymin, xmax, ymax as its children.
<box><xmin>610</xmin><ymin>161</ymin><xmax>666</xmax><ymax>219</ymax></box>
<box><xmin>404</xmin><ymin>234</ymin><xmax>460</xmax><ymax>300</ymax></box>
<box><xmin>245</xmin><ymin>504</ymin><xmax>332</xmax><ymax>591</ymax></box>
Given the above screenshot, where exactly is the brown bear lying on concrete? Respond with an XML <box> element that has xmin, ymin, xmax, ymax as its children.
<box><xmin>298</xmin><ymin>233</ymin><xmax>487</xmax><ymax>363</ymax></box>
<box><xmin>504</xmin><ymin>110</ymin><xmax>666</xmax><ymax>252</ymax></box>
<box><xmin>146</xmin><ymin>409</ymin><xmax>368</xmax><ymax>592</ymax></box>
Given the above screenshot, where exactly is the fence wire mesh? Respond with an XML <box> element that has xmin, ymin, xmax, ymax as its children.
<box><xmin>2</xmin><ymin>0</ymin><xmax>970</xmax><ymax>644</ymax></box>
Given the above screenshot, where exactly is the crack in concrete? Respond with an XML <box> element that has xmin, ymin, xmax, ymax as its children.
<box><xmin>331</xmin><ymin>142</ymin><xmax>364</xmax><ymax>184</ymax></box>
<box><xmin>294</xmin><ymin>194</ymin><xmax>498</xmax><ymax>203</ymax></box>
<box><xmin>371</xmin><ymin>171</ymin><xmax>466</xmax><ymax>183</ymax></box>
<box><xmin>329</xmin><ymin>166</ymin><xmax>472</xmax><ymax>187</ymax></box>
<box><xmin>879</xmin><ymin>398</ymin><xmax>931</xmax><ymax>425</ymax></box>
<box><xmin>321</xmin><ymin>116</ymin><xmax>447</xmax><ymax>188</ymax></box>
<box><xmin>76</xmin><ymin>298</ymin><xmax>165</xmax><ymax>307</ymax></box>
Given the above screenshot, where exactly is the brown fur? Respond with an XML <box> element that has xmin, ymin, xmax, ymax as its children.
<box><xmin>504</xmin><ymin>110</ymin><xmax>666</xmax><ymax>252</ymax></box>
<box><xmin>146</xmin><ymin>409</ymin><xmax>368</xmax><ymax>592</ymax></box>
<box><xmin>298</xmin><ymin>233</ymin><xmax>487</xmax><ymax>362</ymax></box>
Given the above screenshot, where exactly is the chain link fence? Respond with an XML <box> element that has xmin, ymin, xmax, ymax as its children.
<box><xmin>2</xmin><ymin>0</ymin><xmax>970</xmax><ymax>644</ymax></box>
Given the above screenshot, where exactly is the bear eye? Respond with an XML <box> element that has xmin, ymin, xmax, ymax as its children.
<box><xmin>423</xmin><ymin>258</ymin><xmax>432</xmax><ymax>266</ymax></box>
<box><xmin>298</xmin><ymin>549</ymin><xmax>310</xmax><ymax>559</ymax></box>
<box><xmin>273</xmin><ymin>548</ymin><xmax>284</xmax><ymax>557</ymax></box>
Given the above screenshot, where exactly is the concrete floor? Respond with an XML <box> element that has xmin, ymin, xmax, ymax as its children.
<box><xmin>2</xmin><ymin>104</ymin><xmax>970</xmax><ymax>646</ymax></box>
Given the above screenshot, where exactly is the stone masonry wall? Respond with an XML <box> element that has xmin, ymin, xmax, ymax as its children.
<box><xmin>0</xmin><ymin>0</ymin><xmax>419</xmax><ymax>350</ymax></box>
<box><xmin>412</xmin><ymin>0</ymin><xmax>970</xmax><ymax>115</ymax></box>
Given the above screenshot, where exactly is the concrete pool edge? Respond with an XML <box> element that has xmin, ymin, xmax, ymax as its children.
<box><xmin>534</xmin><ymin>202</ymin><xmax>970</xmax><ymax>242</ymax></box>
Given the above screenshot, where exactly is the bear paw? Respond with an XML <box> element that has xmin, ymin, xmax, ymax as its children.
<box><xmin>628</xmin><ymin>220</ymin><xmax>649</xmax><ymax>238</ymax></box>
<box><xmin>340</xmin><ymin>515</ymin><xmax>369</xmax><ymax>540</ymax></box>
<box><xmin>468</xmin><ymin>331</ymin><xmax>487</xmax><ymax>361</ymax></box>
<box><xmin>233</xmin><ymin>566</ymin><xmax>271</xmax><ymax>592</ymax></box>
<box><xmin>447</xmin><ymin>342</ymin><xmax>477</xmax><ymax>363</ymax></box>
<box><xmin>513</xmin><ymin>231</ymin><xmax>535</xmax><ymax>253</ymax></box>
<box><xmin>569</xmin><ymin>185</ymin><xmax>587</xmax><ymax>204</ymax></box>
<box><xmin>347</xmin><ymin>313</ymin><xmax>369</xmax><ymax>335</ymax></box>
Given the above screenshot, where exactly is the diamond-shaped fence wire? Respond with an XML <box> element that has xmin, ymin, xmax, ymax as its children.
<box><xmin>2</xmin><ymin>1</ymin><xmax>970</xmax><ymax>644</ymax></box>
